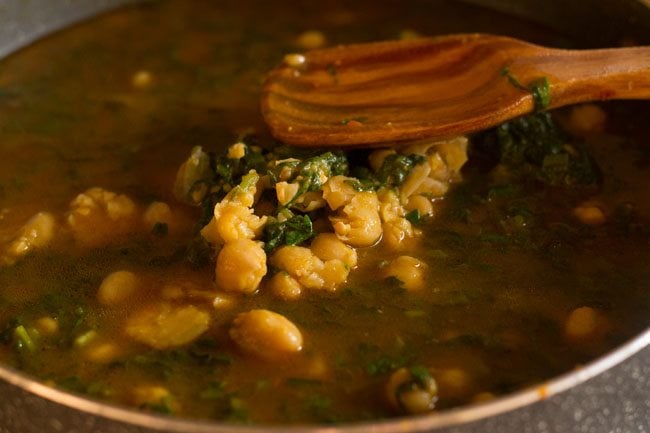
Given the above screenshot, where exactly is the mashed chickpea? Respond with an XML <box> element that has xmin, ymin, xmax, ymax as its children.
<box><xmin>67</xmin><ymin>187</ymin><xmax>137</xmax><ymax>247</ymax></box>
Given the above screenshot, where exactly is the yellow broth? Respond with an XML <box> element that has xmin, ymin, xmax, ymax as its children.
<box><xmin>0</xmin><ymin>0</ymin><xmax>649</xmax><ymax>424</ymax></box>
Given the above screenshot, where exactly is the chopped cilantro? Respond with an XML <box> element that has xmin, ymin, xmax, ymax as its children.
<box><xmin>263</xmin><ymin>214</ymin><xmax>315</xmax><ymax>253</ymax></box>
<box><xmin>405</xmin><ymin>209</ymin><xmax>421</xmax><ymax>224</ymax></box>
<box><xmin>500</xmin><ymin>66</ymin><xmax>528</xmax><ymax>91</ymax></box>
<box><xmin>355</xmin><ymin>153</ymin><xmax>426</xmax><ymax>189</ymax></box>
<box><xmin>306</xmin><ymin>394</ymin><xmax>332</xmax><ymax>411</ymax></box>
<box><xmin>144</xmin><ymin>396</ymin><xmax>175</xmax><ymax>415</ymax></box>
<box><xmin>326</xmin><ymin>64</ymin><xmax>339</xmax><ymax>83</ymax></box>
<box><xmin>501</xmin><ymin>67</ymin><xmax>551</xmax><ymax>111</ymax></box>
<box><xmin>409</xmin><ymin>365</ymin><xmax>432</xmax><ymax>387</ymax></box>
<box><xmin>341</xmin><ymin>116</ymin><xmax>368</xmax><ymax>125</ymax></box>
<box><xmin>474</xmin><ymin>112</ymin><xmax>599</xmax><ymax>187</ymax></box>
<box><xmin>200</xmin><ymin>381</ymin><xmax>227</xmax><ymax>400</ymax></box>
<box><xmin>151</xmin><ymin>222</ymin><xmax>168</xmax><ymax>237</ymax></box>
<box><xmin>530</xmin><ymin>77</ymin><xmax>551</xmax><ymax>110</ymax></box>
<box><xmin>376</xmin><ymin>154</ymin><xmax>425</xmax><ymax>186</ymax></box>
<box><xmin>271</xmin><ymin>151</ymin><xmax>348</xmax><ymax>209</ymax></box>
<box><xmin>227</xmin><ymin>397</ymin><xmax>250</xmax><ymax>423</ymax></box>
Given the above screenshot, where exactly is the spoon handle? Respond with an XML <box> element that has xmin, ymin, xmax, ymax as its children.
<box><xmin>262</xmin><ymin>34</ymin><xmax>650</xmax><ymax>147</ymax></box>
<box><xmin>508</xmin><ymin>45</ymin><xmax>650</xmax><ymax>108</ymax></box>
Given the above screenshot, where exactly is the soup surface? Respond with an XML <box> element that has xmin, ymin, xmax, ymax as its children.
<box><xmin>0</xmin><ymin>0</ymin><xmax>649</xmax><ymax>425</ymax></box>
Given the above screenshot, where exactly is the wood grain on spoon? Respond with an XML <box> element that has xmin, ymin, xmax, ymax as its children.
<box><xmin>261</xmin><ymin>34</ymin><xmax>650</xmax><ymax>147</ymax></box>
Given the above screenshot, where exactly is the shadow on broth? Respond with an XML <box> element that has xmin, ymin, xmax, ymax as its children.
<box><xmin>0</xmin><ymin>0</ymin><xmax>648</xmax><ymax>427</ymax></box>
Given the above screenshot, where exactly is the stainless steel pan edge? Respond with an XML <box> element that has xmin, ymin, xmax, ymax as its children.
<box><xmin>0</xmin><ymin>0</ymin><xmax>136</xmax><ymax>59</ymax></box>
<box><xmin>0</xmin><ymin>330</ymin><xmax>648</xmax><ymax>433</ymax></box>
<box><xmin>0</xmin><ymin>1</ymin><xmax>648</xmax><ymax>432</ymax></box>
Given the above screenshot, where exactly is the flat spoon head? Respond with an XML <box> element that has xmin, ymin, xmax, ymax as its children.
<box><xmin>261</xmin><ymin>34</ymin><xmax>650</xmax><ymax>147</ymax></box>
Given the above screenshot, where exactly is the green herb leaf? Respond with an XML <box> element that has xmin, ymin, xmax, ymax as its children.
<box><xmin>474</xmin><ymin>112</ymin><xmax>599</xmax><ymax>187</ymax></box>
<box><xmin>271</xmin><ymin>151</ymin><xmax>348</xmax><ymax>209</ymax></box>
<box><xmin>530</xmin><ymin>76</ymin><xmax>551</xmax><ymax>110</ymax></box>
<box><xmin>340</xmin><ymin>116</ymin><xmax>368</xmax><ymax>125</ymax></box>
<box><xmin>200</xmin><ymin>381</ymin><xmax>227</xmax><ymax>400</ymax></box>
<box><xmin>263</xmin><ymin>214</ymin><xmax>315</xmax><ymax>253</ymax></box>
<box><xmin>409</xmin><ymin>365</ymin><xmax>432</xmax><ymax>387</ymax></box>
<box><xmin>151</xmin><ymin>222</ymin><xmax>169</xmax><ymax>237</ymax></box>
<box><xmin>500</xmin><ymin>67</ymin><xmax>527</xmax><ymax>91</ymax></box>
<box><xmin>501</xmin><ymin>67</ymin><xmax>551</xmax><ymax>111</ymax></box>
<box><xmin>356</xmin><ymin>153</ymin><xmax>426</xmax><ymax>189</ymax></box>
<box><xmin>405</xmin><ymin>209</ymin><xmax>421</xmax><ymax>224</ymax></box>
<box><xmin>144</xmin><ymin>396</ymin><xmax>175</xmax><ymax>415</ymax></box>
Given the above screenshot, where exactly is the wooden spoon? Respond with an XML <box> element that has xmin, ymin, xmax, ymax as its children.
<box><xmin>261</xmin><ymin>34</ymin><xmax>650</xmax><ymax>147</ymax></box>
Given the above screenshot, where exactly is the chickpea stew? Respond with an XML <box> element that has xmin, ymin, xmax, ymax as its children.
<box><xmin>0</xmin><ymin>0</ymin><xmax>649</xmax><ymax>425</ymax></box>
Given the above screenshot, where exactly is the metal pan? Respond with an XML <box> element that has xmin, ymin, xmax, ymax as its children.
<box><xmin>0</xmin><ymin>1</ymin><xmax>648</xmax><ymax>432</ymax></box>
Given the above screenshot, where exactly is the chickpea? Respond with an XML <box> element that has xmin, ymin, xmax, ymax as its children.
<box><xmin>268</xmin><ymin>272</ymin><xmax>302</xmax><ymax>300</ymax></box>
<box><xmin>319</xmin><ymin>259</ymin><xmax>349</xmax><ymax>291</ymax></box>
<box><xmin>330</xmin><ymin>191</ymin><xmax>382</xmax><ymax>247</ymax></box>
<box><xmin>564</xmin><ymin>306</ymin><xmax>600</xmax><ymax>342</ymax></box>
<box><xmin>97</xmin><ymin>270</ymin><xmax>139</xmax><ymax>306</ymax></box>
<box><xmin>377</xmin><ymin>188</ymin><xmax>417</xmax><ymax>248</ymax></box>
<box><xmin>310</xmin><ymin>233</ymin><xmax>357</xmax><ymax>268</ymax></box>
<box><xmin>573</xmin><ymin>204</ymin><xmax>606</xmax><ymax>226</ymax></box>
<box><xmin>294</xmin><ymin>191</ymin><xmax>327</xmax><ymax>212</ymax></box>
<box><xmin>368</xmin><ymin>149</ymin><xmax>396</xmax><ymax>172</ymax></box>
<box><xmin>275</xmin><ymin>181</ymin><xmax>300</xmax><ymax>207</ymax></box>
<box><xmin>386</xmin><ymin>367</ymin><xmax>438</xmax><ymax>414</ymax></box>
<box><xmin>34</xmin><ymin>316</ymin><xmax>58</xmax><ymax>336</ymax></box>
<box><xmin>437</xmin><ymin>368</ymin><xmax>472</xmax><ymax>399</ymax></box>
<box><xmin>202</xmin><ymin>202</ymin><xmax>266</xmax><ymax>244</ymax></box>
<box><xmin>83</xmin><ymin>341</ymin><xmax>121</xmax><ymax>364</ymax></box>
<box><xmin>415</xmin><ymin>176</ymin><xmax>448</xmax><ymax>198</ymax></box>
<box><xmin>296</xmin><ymin>30</ymin><xmax>327</xmax><ymax>50</ymax></box>
<box><xmin>405</xmin><ymin>195</ymin><xmax>434</xmax><ymax>217</ymax></box>
<box><xmin>271</xmin><ymin>245</ymin><xmax>349</xmax><ymax>292</ymax></box>
<box><xmin>270</xmin><ymin>245</ymin><xmax>317</xmax><ymax>280</ymax></box>
<box><xmin>2</xmin><ymin>212</ymin><xmax>56</xmax><ymax>265</ymax></box>
<box><xmin>568</xmin><ymin>104</ymin><xmax>606</xmax><ymax>136</ymax></box>
<box><xmin>436</xmin><ymin>136</ymin><xmax>469</xmax><ymax>175</ymax></box>
<box><xmin>378</xmin><ymin>188</ymin><xmax>404</xmax><ymax>222</ymax></box>
<box><xmin>384</xmin><ymin>256</ymin><xmax>426</xmax><ymax>290</ymax></box>
<box><xmin>143</xmin><ymin>202</ymin><xmax>176</xmax><ymax>233</ymax></box>
<box><xmin>67</xmin><ymin>187</ymin><xmax>137</xmax><ymax>247</ymax></box>
<box><xmin>400</xmin><ymin>162</ymin><xmax>432</xmax><ymax>201</ymax></box>
<box><xmin>216</xmin><ymin>239</ymin><xmax>267</xmax><ymax>293</ymax></box>
<box><xmin>229</xmin><ymin>309</ymin><xmax>303</xmax><ymax>360</ymax></box>
<box><xmin>322</xmin><ymin>175</ymin><xmax>357</xmax><ymax>211</ymax></box>
<box><xmin>274</xmin><ymin>159</ymin><xmax>300</xmax><ymax>182</ymax></box>
<box><xmin>125</xmin><ymin>303</ymin><xmax>210</xmax><ymax>349</ymax></box>
<box><xmin>425</xmin><ymin>152</ymin><xmax>449</xmax><ymax>182</ymax></box>
<box><xmin>131</xmin><ymin>70</ymin><xmax>152</xmax><ymax>88</ymax></box>
<box><xmin>227</xmin><ymin>142</ymin><xmax>247</xmax><ymax>159</ymax></box>
<box><xmin>144</xmin><ymin>201</ymin><xmax>171</xmax><ymax>223</ymax></box>
<box><xmin>131</xmin><ymin>385</ymin><xmax>173</xmax><ymax>408</ymax></box>
<box><xmin>382</xmin><ymin>219</ymin><xmax>415</xmax><ymax>250</ymax></box>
